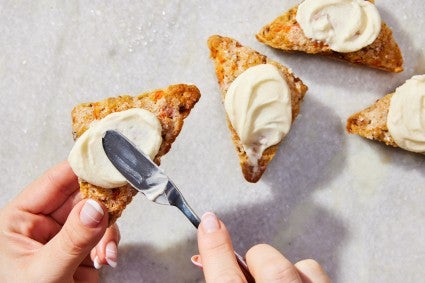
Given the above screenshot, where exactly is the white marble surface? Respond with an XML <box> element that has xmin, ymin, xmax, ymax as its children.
<box><xmin>1</xmin><ymin>1</ymin><xmax>424</xmax><ymax>282</ymax></box>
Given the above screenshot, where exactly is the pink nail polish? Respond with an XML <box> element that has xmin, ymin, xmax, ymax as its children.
<box><xmin>191</xmin><ymin>255</ymin><xmax>203</xmax><ymax>269</ymax></box>
<box><xmin>93</xmin><ymin>256</ymin><xmax>102</xmax><ymax>270</ymax></box>
<box><xmin>201</xmin><ymin>212</ymin><xmax>220</xmax><ymax>233</ymax></box>
<box><xmin>80</xmin><ymin>199</ymin><xmax>104</xmax><ymax>227</ymax></box>
<box><xmin>106</xmin><ymin>241</ymin><xmax>118</xmax><ymax>268</ymax></box>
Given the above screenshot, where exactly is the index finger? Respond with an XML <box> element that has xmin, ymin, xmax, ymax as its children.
<box><xmin>197</xmin><ymin>212</ymin><xmax>247</xmax><ymax>283</ymax></box>
<box><xmin>14</xmin><ymin>160</ymin><xmax>80</xmax><ymax>215</ymax></box>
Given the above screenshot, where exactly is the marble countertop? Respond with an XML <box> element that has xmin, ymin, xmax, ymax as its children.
<box><xmin>1</xmin><ymin>1</ymin><xmax>424</xmax><ymax>282</ymax></box>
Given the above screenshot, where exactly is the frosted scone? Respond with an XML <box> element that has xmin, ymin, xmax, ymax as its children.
<box><xmin>347</xmin><ymin>75</ymin><xmax>425</xmax><ymax>154</ymax></box>
<box><xmin>69</xmin><ymin>84</ymin><xmax>201</xmax><ymax>224</ymax></box>
<box><xmin>256</xmin><ymin>0</ymin><xmax>403</xmax><ymax>72</ymax></box>
<box><xmin>208</xmin><ymin>35</ymin><xmax>308</xmax><ymax>183</ymax></box>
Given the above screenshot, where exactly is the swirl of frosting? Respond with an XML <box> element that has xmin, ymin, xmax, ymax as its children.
<box><xmin>296</xmin><ymin>0</ymin><xmax>381</xmax><ymax>53</ymax></box>
<box><xmin>68</xmin><ymin>108</ymin><xmax>162</xmax><ymax>188</ymax></box>
<box><xmin>224</xmin><ymin>64</ymin><xmax>292</xmax><ymax>165</ymax></box>
<box><xmin>387</xmin><ymin>75</ymin><xmax>425</xmax><ymax>153</ymax></box>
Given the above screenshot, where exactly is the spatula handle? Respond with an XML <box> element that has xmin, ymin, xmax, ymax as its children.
<box><xmin>234</xmin><ymin>251</ymin><xmax>255</xmax><ymax>282</ymax></box>
<box><xmin>166</xmin><ymin>182</ymin><xmax>201</xmax><ymax>228</ymax></box>
<box><xmin>167</xmin><ymin>183</ymin><xmax>254</xmax><ymax>282</ymax></box>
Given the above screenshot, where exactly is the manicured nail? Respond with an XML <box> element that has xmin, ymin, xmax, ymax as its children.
<box><xmin>80</xmin><ymin>199</ymin><xmax>104</xmax><ymax>227</ymax></box>
<box><xmin>191</xmin><ymin>255</ymin><xmax>203</xmax><ymax>269</ymax></box>
<box><xmin>106</xmin><ymin>241</ymin><xmax>118</xmax><ymax>268</ymax></box>
<box><xmin>93</xmin><ymin>256</ymin><xmax>102</xmax><ymax>270</ymax></box>
<box><xmin>201</xmin><ymin>212</ymin><xmax>220</xmax><ymax>233</ymax></box>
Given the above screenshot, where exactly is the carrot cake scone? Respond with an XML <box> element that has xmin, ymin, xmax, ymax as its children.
<box><xmin>256</xmin><ymin>0</ymin><xmax>403</xmax><ymax>72</ymax></box>
<box><xmin>68</xmin><ymin>84</ymin><xmax>200</xmax><ymax>224</ymax></box>
<box><xmin>347</xmin><ymin>75</ymin><xmax>425</xmax><ymax>154</ymax></box>
<box><xmin>208</xmin><ymin>35</ymin><xmax>308</xmax><ymax>183</ymax></box>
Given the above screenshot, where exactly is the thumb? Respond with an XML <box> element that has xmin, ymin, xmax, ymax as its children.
<box><xmin>36</xmin><ymin>199</ymin><xmax>108</xmax><ymax>280</ymax></box>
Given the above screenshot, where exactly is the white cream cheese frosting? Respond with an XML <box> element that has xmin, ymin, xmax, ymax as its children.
<box><xmin>224</xmin><ymin>64</ymin><xmax>292</xmax><ymax>166</ymax></box>
<box><xmin>296</xmin><ymin>0</ymin><xmax>381</xmax><ymax>53</ymax></box>
<box><xmin>68</xmin><ymin>108</ymin><xmax>163</xmax><ymax>188</ymax></box>
<box><xmin>387</xmin><ymin>75</ymin><xmax>425</xmax><ymax>153</ymax></box>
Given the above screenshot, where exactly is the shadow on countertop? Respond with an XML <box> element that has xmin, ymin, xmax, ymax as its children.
<box><xmin>355</xmin><ymin>135</ymin><xmax>425</xmax><ymax>177</ymax></box>
<box><xmin>100</xmin><ymin>239</ymin><xmax>203</xmax><ymax>283</ymax></box>
<box><xmin>101</xmin><ymin>95</ymin><xmax>348</xmax><ymax>282</ymax></box>
<box><xmin>224</xmin><ymin>94</ymin><xmax>348</xmax><ymax>282</ymax></box>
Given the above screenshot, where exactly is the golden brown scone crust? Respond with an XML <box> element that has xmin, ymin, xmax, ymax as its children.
<box><xmin>346</xmin><ymin>93</ymin><xmax>398</xmax><ymax>147</ymax></box>
<box><xmin>71</xmin><ymin>84</ymin><xmax>201</xmax><ymax>224</ymax></box>
<box><xmin>256</xmin><ymin>4</ymin><xmax>403</xmax><ymax>73</ymax></box>
<box><xmin>208</xmin><ymin>35</ymin><xmax>308</xmax><ymax>183</ymax></box>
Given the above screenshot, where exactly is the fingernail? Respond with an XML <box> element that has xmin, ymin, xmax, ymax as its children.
<box><xmin>190</xmin><ymin>254</ymin><xmax>203</xmax><ymax>269</ymax></box>
<box><xmin>80</xmin><ymin>199</ymin><xmax>104</xmax><ymax>227</ymax></box>
<box><xmin>90</xmin><ymin>247</ymin><xmax>97</xmax><ymax>261</ymax></box>
<box><xmin>201</xmin><ymin>212</ymin><xmax>220</xmax><ymax>233</ymax></box>
<box><xmin>93</xmin><ymin>256</ymin><xmax>102</xmax><ymax>270</ymax></box>
<box><xmin>105</xmin><ymin>241</ymin><xmax>118</xmax><ymax>268</ymax></box>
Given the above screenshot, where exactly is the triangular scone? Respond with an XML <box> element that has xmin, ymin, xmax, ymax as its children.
<box><xmin>256</xmin><ymin>2</ymin><xmax>403</xmax><ymax>73</ymax></box>
<box><xmin>208</xmin><ymin>35</ymin><xmax>308</xmax><ymax>183</ymax></box>
<box><xmin>346</xmin><ymin>93</ymin><xmax>398</xmax><ymax>147</ymax></box>
<box><xmin>71</xmin><ymin>84</ymin><xmax>201</xmax><ymax>224</ymax></box>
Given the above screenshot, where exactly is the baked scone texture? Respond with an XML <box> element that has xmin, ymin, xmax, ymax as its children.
<box><xmin>346</xmin><ymin>93</ymin><xmax>398</xmax><ymax>147</ymax></box>
<box><xmin>256</xmin><ymin>2</ymin><xmax>403</xmax><ymax>73</ymax></box>
<box><xmin>71</xmin><ymin>84</ymin><xmax>201</xmax><ymax>224</ymax></box>
<box><xmin>208</xmin><ymin>35</ymin><xmax>308</xmax><ymax>183</ymax></box>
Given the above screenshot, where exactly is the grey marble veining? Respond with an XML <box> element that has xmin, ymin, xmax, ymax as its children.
<box><xmin>1</xmin><ymin>1</ymin><xmax>424</xmax><ymax>282</ymax></box>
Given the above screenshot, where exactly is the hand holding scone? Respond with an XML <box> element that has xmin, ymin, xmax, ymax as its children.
<box><xmin>0</xmin><ymin>161</ymin><xmax>120</xmax><ymax>282</ymax></box>
<box><xmin>195</xmin><ymin>213</ymin><xmax>331</xmax><ymax>283</ymax></box>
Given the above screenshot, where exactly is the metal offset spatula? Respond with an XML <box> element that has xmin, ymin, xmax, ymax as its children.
<box><xmin>102</xmin><ymin>130</ymin><xmax>253</xmax><ymax>281</ymax></box>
